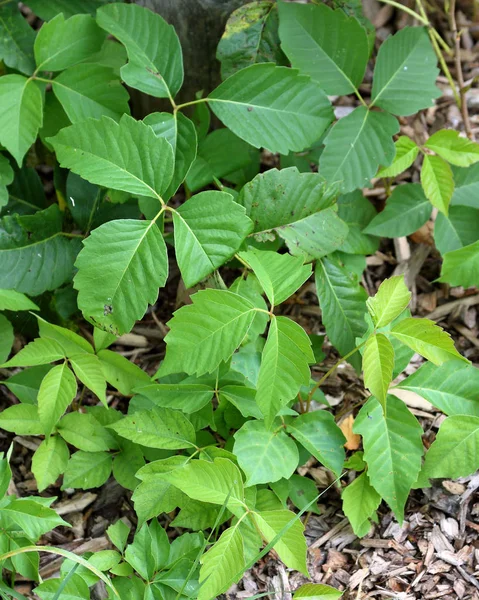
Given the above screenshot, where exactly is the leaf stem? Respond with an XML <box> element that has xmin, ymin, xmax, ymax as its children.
<box><xmin>377</xmin><ymin>0</ymin><xmax>428</xmax><ymax>24</ymax></box>
<box><xmin>174</xmin><ymin>97</ymin><xmax>209</xmax><ymax>113</ymax></box>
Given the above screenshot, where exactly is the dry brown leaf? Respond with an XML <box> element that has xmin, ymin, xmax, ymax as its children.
<box><xmin>339</xmin><ymin>414</ymin><xmax>361</xmax><ymax>450</ymax></box>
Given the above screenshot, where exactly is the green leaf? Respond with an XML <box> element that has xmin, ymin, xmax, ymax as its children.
<box><xmin>199</xmin><ymin>525</ymin><xmax>244</xmax><ymax>600</ymax></box>
<box><xmin>52</xmin><ymin>64</ymin><xmax>130</xmax><ymax>123</ymax></box>
<box><xmin>38</xmin><ymin>363</ymin><xmax>77</xmax><ymax>437</ymax></box>
<box><xmin>2</xmin><ymin>498</ymin><xmax>68</xmax><ymax>539</ymax></box>
<box><xmin>450</xmin><ymin>162</ymin><xmax>479</xmax><ymax>207</ymax></box>
<box><xmin>113</xmin><ymin>440</ymin><xmax>144</xmax><ymax>490</ymax></box>
<box><xmin>0</xmin><ymin>154</ymin><xmax>14</xmax><ymax>209</ymax></box>
<box><xmin>234</xmin><ymin>420</ymin><xmax>299</xmax><ymax>486</ymax></box>
<box><xmin>74</xmin><ymin>219</ymin><xmax>168</xmax><ymax>335</ymax></box>
<box><xmin>0</xmin><ymin>289</ymin><xmax>38</xmax><ymax>311</ymax></box>
<box><xmin>278</xmin><ymin>1</ymin><xmax>369</xmax><ymax>95</ymax></box>
<box><xmin>342</xmin><ymin>472</ymin><xmax>381</xmax><ymax>537</ymax></box>
<box><xmin>362</xmin><ymin>334</ymin><xmax>394</xmax><ymax>408</ymax></box>
<box><xmin>256</xmin><ymin>316</ymin><xmax>313</xmax><ymax>425</ymax></box>
<box><xmin>434</xmin><ymin>205</ymin><xmax>479</xmax><ymax>256</ymax></box>
<box><xmin>208</xmin><ymin>63</ymin><xmax>333</xmax><ymax>154</ymax></box>
<box><xmin>108</xmin><ymin>407</ymin><xmax>196</xmax><ymax>450</ymax></box>
<box><xmin>107</xmin><ymin>520</ymin><xmax>130</xmax><ymax>553</ymax></box>
<box><xmin>159</xmin><ymin>458</ymin><xmax>245</xmax><ymax>515</ymax></box>
<box><xmin>62</xmin><ymin>450</ymin><xmax>112</xmax><ymax>490</ymax></box>
<box><xmin>0</xmin><ymin>4</ymin><xmax>35</xmax><ymax>75</ymax></box>
<box><xmin>253</xmin><ymin>509</ymin><xmax>308</xmax><ymax>575</ymax></box>
<box><xmin>354</xmin><ymin>395</ymin><xmax>423</xmax><ymax>521</ymax></box>
<box><xmin>34</xmin><ymin>13</ymin><xmax>105</xmax><ymax>72</ymax></box>
<box><xmin>395</xmin><ymin>360</ymin><xmax>479</xmax><ymax>416</ymax></box>
<box><xmin>336</xmin><ymin>191</ymin><xmax>379</xmax><ymax>255</ymax></box>
<box><xmin>425</xmin><ymin>129</ymin><xmax>479</xmax><ymax>166</ymax></box>
<box><xmin>377</xmin><ymin>136</ymin><xmax>419</xmax><ymax>177</ymax></box>
<box><xmin>4</xmin><ymin>365</ymin><xmax>52</xmax><ymax>404</ymax></box>
<box><xmin>32</xmin><ymin>436</ymin><xmax>69</xmax><ymax>492</ymax></box>
<box><xmin>421</xmin><ymin>154</ymin><xmax>454</xmax><ymax>216</ymax></box>
<box><xmin>286</xmin><ymin>411</ymin><xmax>345</xmax><ymax>476</ymax></box>
<box><xmin>48</xmin><ymin>114</ymin><xmax>174</xmax><ymax>202</ymax></box>
<box><xmin>217</xmin><ymin>2</ymin><xmax>286</xmax><ymax>80</ymax></box>
<box><xmin>172</xmin><ymin>500</ymin><xmax>224</xmax><ymax>530</ymax></box>
<box><xmin>97</xmin><ymin>3</ymin><xmax>183</xmax><ymax>99</ymax></box>
<box><xmin>239</xmin><ymin>249</ymin><xmax>312</xmax><ymax>306</ymax></box>
<box><xmin>70</xmin><ymin>354</ymin><xmax>107</xmax><ymax>405</ymax></box>
<box><xmin>0</xmin><ymin>75</ymin><xmax>43</xmax><ymax>166</ymax></box>
<box><xmin>320</xmin><ymin>106</ymin><xmax>398</xmax><ymax>193</ymax></box>
<box><xmin>371</xmin><ymin>27</ymin><xmax>440</xmax><ymax>115</ymax></box>
<box><xmin>124</xmin><ymin>521</ymin><xmax>169</xmax><ymax>580</ymax></box>
<box><xmin>26</xmin><ymin>0</ymin><xmax>115</xmax><ymax>20</ymax></box>
<box><xmin>162</xmin><ymin>289</ymin><xmax>256</xmax><ymax>376</ymax></box>
<box><xmin>364</xmin><ymin>183</ymin><xmax>432</xmax><ymax>237</ymax></box>
<box><xmin>97</xmin><ymin>349</ymin><xmax>150</xmax><ymax>395</ymax></box>
<box><xmin>57</xmin><ymin>412</ymin><xmax>117</xmax><ymax>452</ymax></box>
<box><xmin>293</xmin><ymin>583</ymin><xmax>342</xmax><ymax>600</ymax></box>
<box><xmin>421</xmin><ymin>416</ymin><xmax>479</xmax><ymax>479</ymax></box>
<box><xmin>315</xmin><ymin>254</ymin><xmax>368</xmax><ymax>372</ymax></box>
<box><xmin>35</xmin><ymin>574</ymin><xmax>89</xmax><ymax>600</ymax></box>
<box><xmin>439</xmin><ymin>240</ymin><xmax>479</xmax><ymax>288</ymax></box>
<box><xmin>173</xmin><ymin>191</ymin><xmax>253</xmax><ymax>288</ymax></box>
<box><xmin>133</xmin><ymin>382</ymin><xmax>214</xmax><ymax>414</ymax></box>
<box><xmin>366</xmin><ymin>275</ymin><xmax>411</xmax><ymax>328</ymax></box>
<box><xmin>37</xmin><ymin>318</ymin><xmax>93</xmax><ymax>356</ymax></box>
<box><xmin>0</xmin><ymin>314</ymin><xmax>13</xmax><ymax>364</ymax></box>
<box><xmin>0</xmin><ymin>404</ymin><xmax>43</xmax><ymax>435</ymax></box>
<box><xmin>389</xmin><ymin>317</ymin><xmax>467</xmax><ymax>366</ymax></box>
<box><xmin>1</xmin><ymin>338</ymin><xmax>64</xmax><ymax>368</ymax></box>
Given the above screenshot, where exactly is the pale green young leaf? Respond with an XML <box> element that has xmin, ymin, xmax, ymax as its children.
<box><xmin>38</xmin><ymin>363</ymin><xmax>77</xmax><ymax>437</ymax></box>
<box><xmin>2</xmin><ymin>498</ymin><xmax>69</xmax><ymax>539</ymax></box>
<box><xmin>133</xmin><ymin>382</ymin><xmax>214</xmax><ymax>414</ymax></box>
<box><xmin>363</xmin><ymin>334</ymin><xmax>394</xmax><ymax>408</ymax></box>
<box><xmin>425</xmin><ymin>129</ymin><xmax>479</xmax><ymax>167</ymax></box>
<box><xmin>208</xmin><ymin>63</ymin><xmax>333</xmax><ymax>154</ymax></box>
<box><xmin>315</xmin><ymin>254</ymin><xmax>368</xmax><ymax>372</ymax></box>
<box><xmin>342</xmin><ymin>472</ymin><xmax>381</xmax><ymax>537</ymax></box>
<box><xmin>278</xmin><ymin>1</ymin><xmax>369</xmax><ymax>95</ymax></box>
<box><xmin>238</xmin><ymin>249</ymin><xmax>312</xmax><ymax>307</ymax></box>
<box><xmin>377</xmin><ymin>136</ymin><xmax>419</xmax><ymax>177</ymax></box>
<box><xmin>108</xmin><ymin>407</ymin><xmax>196</xmax><ymax>450</ymax></box>
<box><xmin>421</xmin><ymin>416</ymin><xmax>479</xmax><ymax>480</ymax></box>
<box><xmin>174</xmin><ymin>191</ymin><xmax>253</xmax><ymax>288</ymax></box>
<box><xmin>37</xmin><ymin>318</ymin><xmax>94</xmax><ymax>356</ymax></box>
<box><xmin>0</xmin><ymin>404</ymin><xmax>43</xmax><ymax>435</ymax></box>
<box><xmin>439</xmin><ymin>240</ymin><xmax>479</xmax><ymax>288</ymax></box>
<box><xmin>1</xmin><ymin>338</ymin><xmax>64</xmax><ymax>368</ymax></box>
<box><xmin>97</xmin><ymin>349</ymin><xmax>150</xmax><ymax>395</ymax></box>
<box><xmin>395</xmin><ymin>361</ymin><xmax>479</xmax><ymax>416</ymax></box>
<box><xmin>366</xmin><ymin>275</ymin><xmax>411</xmax><ymax>328</ymax></box>
<box><xmin>57</xmin><ymin>412</ymin><xmax>118</xmax><ymax>452</ymax></box>
<box><xmin>253</xmin><ymin>509</ymin><xmax>308</xmax><ymax>575</ymax></box>
<box><xmin>0</xmin><ymin>289</ymin><xmax>38</xmax><ymax>311</ymax></box>
<box><xmin>0</xmin><ymin>75</ymin><xmax>43</xmax><ymax>166</ymax></box>
<box><xmin>421</xmin><ymin>154</ymin><xmax>454</xmax><ymax>216</ymax></box>
<box><xmin>256</xmin><ymin>316</ymin><xmax>313</xmax><ymax>425</ymax></box>
<box><xmin>199</xmin><ymin>525</ymin><xmax>245</xmax><ymax>600</ymax></box>
<box><xmin>4</xmin><ymin>365</ymin><xmax>52</xmax><ymax>404</ymax></box>
<box><xmin>159</xmin><ymin>458</ymin><xmax>245</xmax><ymax>514</ymax></box>
<box><xmin>34</xmin><ymin>13</ymin><xmax>105</xmax><ymax>72</ymax></box>
<box><xmin>0</xmin><ymin>315</ymin><xmax>13</xmax><ymax>364</ymax></box>
<box><xmin>389</xmin><ymin>317</ymin><xmax>467</xmax><ymax>365</ymax></box>
<box><xmin>320</xmin><ymin>106</ymin><xmax>399</xmax><ymax>193</ymax></box>
<box><xmin>371</xmin><ymin>27</ymin><xmax>440</xmax><ymax>115</ymax></box>
<box><xmin>48</xmin><ymin>114</ymin><xmax>174</xmax><ymax>202</ymax></box>
<box><xmin>293</xmin><ymin>583</ymin><xmax>342</xmax><ymax>600</ymax></box>
<box><xmin>161</xmin><ymin>289</ymin><xmax>256</xmax><ymax>376</ymax></box>
<box><xmin>32</xmin><ymin>436</ymin><xmax>69</xmax><ymax>492</ymax></box>
<box><xmin>94</xmin><ymin>328</ymin><xmax>117</xmax><ymax>352</ymax></box>
<box><xmin>74</xmin><ymin>219</ymin><xmax>168</xmax><ymax>335</ymax></box>
<box><xmin>434</xmin><ymin>206</ymin><xmax>479</xmax><ymax>256</ymax></box>
<box><xmin>364</xmin><ymin>183</ymin><xmax>431</xmax><ymax>237</ymax></box>
<box><xmin>62</xmin><ymin>451</ymin><xmax>112</xmax><ymax>490</ymax></box>
<box><xmin>286</xmin><ymin>411</ymin><xmax>345</xmax><ymax>476</ymax></box>
<box><xmin>233</xmin><ymin>420</ymin><xmax>299</xmax><ymax>486</ymax></box>
<box><xmin>70</xmin><ymin>354</ymin><xmax>107</xmax><ymax>406</ymax></box>
<box><xmin>0</xmin><ymin>4</ymin><xmax>35</xmax><ymax>75</ymax></box>
<box><xmin>107</xmin><ymin>520</ymin><xmax>130</xmax><ymax>553</ymax></box>
<box><xmin>354</xmin><ymin>395</ymin><xmax>423</xmax><ymax>521</ymax></box>
<box><xmin>97</xmin><ymin>3</ymin><xmax>184</xmax><ymax>98</ymax></box>
<box><xmin>53</xmin><ymin>64</ymin><xmax>130</xmax><ymax>123</ymax></box>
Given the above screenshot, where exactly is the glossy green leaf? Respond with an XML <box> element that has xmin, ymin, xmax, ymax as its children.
<box><xmin>278</xmin><ymin>1</ymin><xmax>369</xmax><ymax>95</ymax></box>
<box><xmin>0</xmin><ymin>403</ymin><xmax>43</xmax><ymax>435</ymax></box>
<box><xmin>256</xmin><ymin>316</ymin><xmax>313</xmax><ymax>425</ymax></box>
<box><xmin>74</xmin><ymin>219</ymin><xmax>168</xmax><ymax>335</ymax></box>
<box><xmin>32</xmin><ymin>436</ymin><xmax>69</xmax><ymax>492</ymax></box>
<box><xmin>62</xmin><ymin>451</ymin><xmax>112</xmax><ymax>490</ymax></box>
<box><xmin>38</xmin><ymin>362</ymin><xmax>77</xmax><ymax>437</ymax></box>
<box><xmin>0</xmin><ymin>289</ymin><xmax>38</xmax><ymax>311</ymax></box>
<box><xmin>97</xmin><ymin>3</ymin><xmax>183</xmax><ymax>98</ymax></box>
<box><xmin>293</xmin><ymin>583</ymin><xmax>342</xmax><ymax>600</ymax></box>
<box><xmin>439</xmin><ymin>240</ymin><xmax>479</xmax><ymax>288</ymax></box>
<box><xmin>320</xmin><ymin>106</ymin><xmax>398</xmax><ymax>193</ymax></box>
<box><xmin>425</xmin><ymin>129</ymin><xmax>479</xmax><ymax>167</ymax></box>
<box><xmin>364</xmin><ymin>183</ymin><xmax>432</xmax><ymax>237</ymax></box>
<box><xmin>389</xmin><ymin>317</ymin><xmax>467</xmax><ymax>366</ymax></box>
<box><xmin>434</xmin><ymin>206</ymin><xmax>479</xmax><ymax>255</ymax></box>
<box><xmin>342</xmin><ymin>472</ymin><xmax>381</xmax><ymax>537</ymax></box>
<box><xmin>0</xmin><ymin>4</ymin><xmax>35</xmax><ymax>75</ymax></box>
<box><xmin>234</xmin><ymin>420</ymin><xmax>299</xmax><ymax>486</ymax></box>
<box><xmin>0</xmin><ymin>315</ymin><xmax>13</xmax><ymax>364</ymax></box>
<box><xmin>421</xmin><ymin>154</ymin><xmax>454</xmax><ymax>216</ymax></box>
<box><xmin>377</xmin><ymin>136</ymin><xmax>419</xmax><ymax>177</ymax></box>
<box><xmin>208</xmin><ymin>63</ymin><xmax>333</xmax><ymax>154</ymax></box>
<box><xmin>57</xmin><ymin>412</ymin><xmax>117</xmax><ymax>453</ymax></box>
<box><xmin>1</xmin><ymin>338</ymin><xmax>64</xmax><ymax>368</ymax></box>
<box><xmin>366</xmin><ymin>275</ymin><xmax>411</xmax><ymax>328</ymax></box>
<box><xmin>286</xmin><ymin>411</ymin><xmax>345</xmax><ymax>476</ymax></box>
<box><xmin>174</xmin><ymin>191</ymin><xmax>253</xmax><ymax>288</ymax></box>
<box><xmin>162</xmin><ymin>289</ymin><xmax>256</xmax><ymax>376</ymax></box>
<box><xmin>70</xmin><ymin>354</ymin><xmax>107</xmax><ymax>405</ymax></box>
<box><xmin>34</xmin><ymin>13</ymin><xmax>105</xmax><ymax>72</ymax></box>
<box><xmin>371</xmin><ymin>27</ymin><xmax>440</xmax><ymax>115</ymax></box>
<box><xmin>362</xmin><ymin>333</ymin><xmax>394</xmax><ymax>408</ymax></box>
<box><xmin>355</xmin><ymin>395</ymin><xmax>423</xmax><ymax>521</ymax></box>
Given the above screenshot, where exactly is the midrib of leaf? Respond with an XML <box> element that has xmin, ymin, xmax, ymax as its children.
<box><xmin>437</xmin><ymin>425</ymin><xmax>479</xmax><ymax>456</ymax></box>
<box><xmin>0</xmin><ymin>231</ymin><xmax>64</xmax><ymax>252</ymax></box>
<box><xmin>51</xmin><ymin>79</ymin><xmax>113</xmax><ymax>110</ymax></box>
<box><xmin>175</xmin><ymin>211</ymin><xmax>215</xmax><ymax>271</ymax></box>
<box><xmin>7</xmin><ymin>194</ymin><xmax>41</xmax><ymax>211</ymax></box>
<box><xmin>36</xmin><ymin>36</ymin><xmax>96</xmax><ymax>73</ymax></box>
<box><xmin>207</xmin><ymin>97</ymin><xmax>315</xmax><ymax>117</ymax></box>
<box><xmin>0</xmin><ymin>13</ymin><xmax>32</xmax><ymax>67</ymax></box>
<box><xmin>191</xmin><ymin>304</ymin><xmax>258</xmax><ymax>351</ymax></box>
<box><xmin>327</xmin><ymin>108</ymin><xmax>370</xmax><ymax>180</ymax></box>
<box><xmin>370</xmin><ymin>35</ymin><xmax>423</xmax><ymax>108</ymax></box>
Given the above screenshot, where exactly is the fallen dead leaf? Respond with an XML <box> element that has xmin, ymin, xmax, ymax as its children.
<box><xmin>339</xmin><ymin>414</ymin><xmax>361</xmax><ymax>450</ymax></box>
